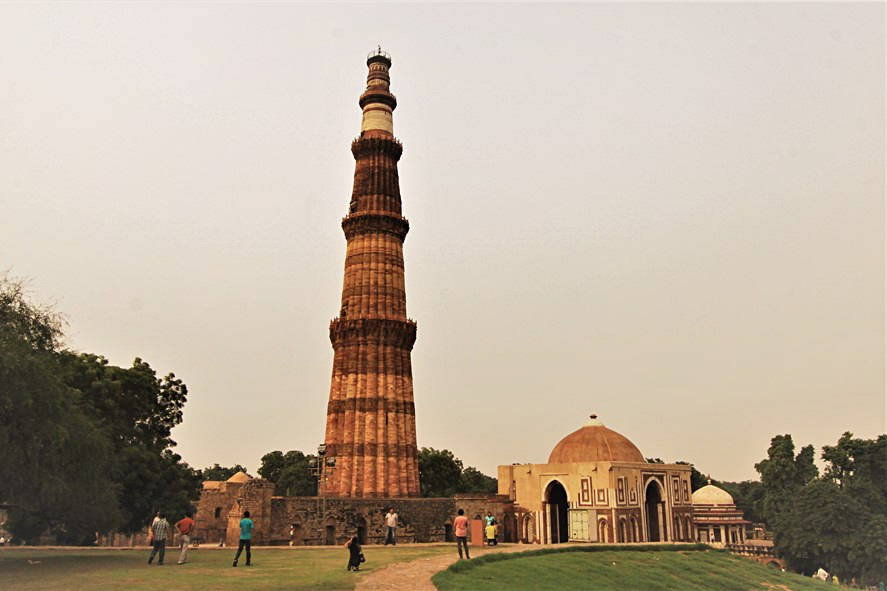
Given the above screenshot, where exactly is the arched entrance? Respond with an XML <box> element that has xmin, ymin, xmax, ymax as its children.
<box><xmin>522</xmin><ymin>514</ymin><xmax>536</xmax><ymax>544</ymax></box>
<box><xmin>598</xmin><ymin>518</ymin><xmax>609</xmax><ymax>543</ymax></box>
<box><xmin>545</xmin><ymin>480</ymin><xmax>569</xmax><ymax>543</ymax></box>
<box><xmin>505</xmin><ymin>513</ymin><xmax>517</xmax><ymax>543</ymax></box>
<box><xmin>645</xmin><ymin>480</ymin><xmax>665</xmax><ymax>542</ymax></box>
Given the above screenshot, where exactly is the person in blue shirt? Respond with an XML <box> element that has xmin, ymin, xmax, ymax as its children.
<box><xmin>232</xmin><ymin>510</ymin><xmax>254</xmax><ymax>567</ymax></box>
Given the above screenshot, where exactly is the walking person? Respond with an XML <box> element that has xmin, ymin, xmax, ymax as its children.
<box><xmin>147</xmin><ymin>512</ymin><xmax>170</xmax><ymax>565</ymax></box>
<box><xmin>345</xmin><ymin>535</ymin><xmax>363</xmax><ymax>571</ymax></box>
<box><xmin>232</xmin><ymin>510</ymin><xmax>254</xmax><ymax>567</ymax></box>
<box><xmin>174</xmin><ymin>511</ymin><xmax>196</xmax><ymax>565</ymax></box>
<box><xmin>454</xmin><ymin>508</ymin><xmax>470</xmax><ymax>559</ymax></box>
<box><xmin>384</xmin><ymin>507</ymin><xmax>398</xmax><ymax>545</ymax></box>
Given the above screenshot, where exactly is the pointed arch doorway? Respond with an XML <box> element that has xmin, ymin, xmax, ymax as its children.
<box><xmin>545</xmin><ymin>480</ymin><xmax>569</xmax><ymax>543</ymax></box>
<box><xmin>644</xmin><ymin>480</ymin><xmax>666</xmax><ymax>542</ymax></box>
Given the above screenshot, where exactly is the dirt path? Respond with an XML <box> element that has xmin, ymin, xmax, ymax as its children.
<box><xmin>356</xmin><ymin>543</ymin><xmax>529</xmax><ymax>591</ymax></box>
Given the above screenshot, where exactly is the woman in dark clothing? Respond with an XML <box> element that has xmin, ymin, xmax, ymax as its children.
<box><xmin>346</xmin><ymin>535</ymin><xmax>363</xmax><ymax>571</ymax></box>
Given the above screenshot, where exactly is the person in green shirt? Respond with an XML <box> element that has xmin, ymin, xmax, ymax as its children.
<box><xmin>232</xmin><ymin>511</ymin><xmax>254</xmax><ymax>567</ymax></box>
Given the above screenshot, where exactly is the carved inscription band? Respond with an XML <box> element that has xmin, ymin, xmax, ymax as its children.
<box><xmin>327</xmin><ymin>442</ymin><xmax>418</xmax><ymax>458</ymax></box>
<box><xmin>329</xmin><ymin>318</ymin><xmax>417</xmax><ymax>348</ymax></box>
<box><xmin>342</xmin><ymin>213</ymin><xmax>410</xmax><ymax>241</ymax></box>
<box><xmin>327</xmin><ymin>398</ymin><xmax>416</xmax><ymax>415</ymax></box>
<box><xmin>351</xmin><ymin>136</ymin><xmax>403</xmax><ymax>159</ymax></box>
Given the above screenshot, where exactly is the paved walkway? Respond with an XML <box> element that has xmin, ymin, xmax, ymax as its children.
<box><xmin>356</xmin><ymin>543</ymin><xmax>530</xmax><ymax>591</ymax></box>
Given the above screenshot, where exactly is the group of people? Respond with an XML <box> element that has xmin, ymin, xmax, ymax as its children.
<box><xmin>146</xmin><ymin>509</ymin><xmax>253</xmax><ymax>567</ymax></box>
<box><xmin>146</xmin><ymin>511</ymin><xmax>195</xmax><ymax>566</ymax></box>
<box><xmin>145</xmin><ymin>506</ymin><xmax>496</xmax><ymax>571</ymax></box>
<box><xmin>352</xmin><ymin>507</ymin><xmax>477</xmax><ymax>566</ymax></box>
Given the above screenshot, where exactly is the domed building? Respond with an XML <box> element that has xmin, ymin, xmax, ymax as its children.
<box><xmin>691</xmin><ymin>481</ymin><xmax>749</xmax><ymax>546</ymax></box>
<box><xmin>498</xmin><ymin>415</ymin><xmax>694</xmax><ymax>545</ymax></box>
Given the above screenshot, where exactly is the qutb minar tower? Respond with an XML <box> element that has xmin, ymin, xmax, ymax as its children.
<box><xmin>323</xmin><ymin>49</ymin><xmax>421</xmax><ymax>498</ymax></box>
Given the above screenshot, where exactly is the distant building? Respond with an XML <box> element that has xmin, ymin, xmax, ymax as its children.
<box><xmin>691</xmin><ymin>481</ymin><xmax>749</xmax><ymax>545</ymax></box>
<box><xmin>193</xmin><ymin>471</ymin><xmax>515</xmax><ymax>546</ymax></box>
<box><xmin>499</xmin><ymin>415</ymin><xmax>695</xmax><ymax>544</ymax></box>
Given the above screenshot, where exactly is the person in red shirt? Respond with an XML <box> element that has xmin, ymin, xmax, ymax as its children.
<box><xmin>453</xmin><ymin>508</ymin><xmax>470</xmax><ymax>559</ymax></box>
<box><xmin>174</xmin><ymin>512</ymin><xmax>196</xmax><ymax>565</ymax></box>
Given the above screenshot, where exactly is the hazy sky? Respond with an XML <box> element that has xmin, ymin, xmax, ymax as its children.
<box><xmin>2</xmin><ymin>2</ymin><xmax>884</xmax><ymax>483</ymax></box>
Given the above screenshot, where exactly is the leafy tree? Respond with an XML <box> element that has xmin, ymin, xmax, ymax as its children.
<box><xmin>201</xmin><ymin>464</ymin><xmax>249</xmax><ymax>482</ymax></box>
<box><xmin>754</xmin><ymin>434</ymin><xmax>818</xmax><ymax>529</ymax></box>
<box><xmin>61</xmin><ymin>352</ymin><xmax>197</xmax><ymax>532</ymax></box>
<box><xmin>0</xmin><ymin>276</ymin><xmax>120</xmax><ymax>543</ymax></box>
<box><xmin>754</xmin><ymin>432</ymin><xmax>887</xmax><ymax>583</ymax></box>
<box><xmin>417</xmin><ymin>448</ymin><xmax>498</xmax><ymax>497</ymax></box>
<box><xmin>0</xmin><ymin>275</ymin><xmax>198</xmax><ymax>541</ymax></box>
<box><xmin>258</xmin><ymin>451</ymin><xmax>316</xmax><ymax>496</ymax></box>
<box><xmin>822</xmin><ymin>432</ymin><xmax>858</xmax><ymax>490</ymax></box>
<box><xmin>777</xmin><ymin>480</ymin><xmax>865</xmax><ymax>577</ymax></box>
<box><xmin>418</xmin><ymin>448</ymin><xmax>463</xmax><ymax>497</ymax></box>
<box><xmin>459</xmin><ymin>466</ymin><xmax>497</xmax><ymax>494</ymax></box>
<box><xmin>822</xmin><ymin>432</ymin><xmax>887</xmax><ymax>509</ymax></box>
<box><xmin>816</xmin><ymin>433</ymin><xmax>887</xmax><ymax>582</ymax></box>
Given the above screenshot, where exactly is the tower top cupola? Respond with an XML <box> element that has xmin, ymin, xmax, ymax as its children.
<box><xmin>360</xmin><ymin>47</ymin><xmax>397</xmax><ymax>135</ymax></box>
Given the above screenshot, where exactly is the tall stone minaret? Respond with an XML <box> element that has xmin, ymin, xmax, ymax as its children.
<box><xmin>323</xmin><ymin>49</ymin><xmax>420</xmax><ymax>498</ymax></box>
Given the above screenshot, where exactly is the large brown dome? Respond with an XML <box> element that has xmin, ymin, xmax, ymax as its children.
<box><xmin>548</xmin><ymin>415</ymin><xmax>645</xmax><ymax>464</ymax></box>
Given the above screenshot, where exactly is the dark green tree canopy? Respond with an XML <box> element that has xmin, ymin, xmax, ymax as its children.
<box><xmin>417</xmin><ymin>447</ymin><xmax>497</xmax><ymax>497</ymax></box>
<box><xmin>418</xmin><ymin>448</ymin><xmax>463</xmax><ymax>497</ymax></box>
<box><xmin>754</xmin><ymin>434</ymin><xmax>818</xmax><ymax>528</ymax></box>
<box><xmin>0</xmin><ymin>277</ymin><xmax>121</xmax><ymax>543</ymax></box>
<box><xmin>754</xmin><ymin>432</ymin><xmax>887</xmax><ymax>583</ymax></box>
<box><xmin>257</xmin><ymin>451</ymin><xmax>316</xmax><ymax>496</ymax></box>
<box><xmin>61</xmin><ymin>352</ymin><xmax>196</xmax><ymax>533</ymax></box>
<box><xmin>0</xmin><ymin>275</ymin><xmax>198</xmax><ymax>543</ymax></box>
<box><xmin>459</xmin><ymin>466</ymin><xmax>497</xmax><ymax>494</ymax></box>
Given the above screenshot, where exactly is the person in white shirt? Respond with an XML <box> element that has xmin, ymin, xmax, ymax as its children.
<box><xmin>384</xmin><ymin>508</ymin><xmax>398</xmax><ymax>545</ymax></box>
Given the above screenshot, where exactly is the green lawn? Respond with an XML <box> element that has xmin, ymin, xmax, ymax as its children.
<box><xmin>0</xmin><ymin>544</ymin><xmax>453</xmax><ymax>591</ymax></box>
<box><xmin>432</xmin><ymin>545</ymin><xmax>834</xmax><ymax>591</ymax></box>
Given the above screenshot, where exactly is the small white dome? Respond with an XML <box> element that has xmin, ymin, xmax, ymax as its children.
<box><xmin>691</xmin><ymin>483</ymin><xmax>734</xmax><ymax>506</ymax></box>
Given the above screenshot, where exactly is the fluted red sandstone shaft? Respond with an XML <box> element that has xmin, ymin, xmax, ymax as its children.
<box><xmin>323</xmin><ymin>50</ymin><xmax>420</xmax><ymax>498</ymax></box>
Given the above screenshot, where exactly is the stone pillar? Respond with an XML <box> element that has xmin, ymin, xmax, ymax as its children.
<box><xmin>323</xmin><ymin>49</ymin><xmax>420</xmax><ymax>498</ymax></box>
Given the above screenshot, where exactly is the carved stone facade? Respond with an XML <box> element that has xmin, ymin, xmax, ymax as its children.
<box><xmin>499</xmin><ymin>415</ymin><xmax>695</xmax><ymax>545</ymax></box>
<box><xmin>323</xmin><ymin>49</ymin><xmax>420</xmax><ymax>498</ymax></box>
<box><xmin>195</xmin><ymin>472</ymin><xmax>275</xmax><ymax>545</ymax></box>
